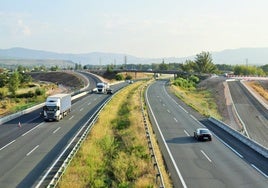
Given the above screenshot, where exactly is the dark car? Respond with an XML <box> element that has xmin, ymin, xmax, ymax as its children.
<box><xmin>107</xmin><ymin>88</ymin><xmax>113</xmax><ymax>94</ymax></box>
<box><xmin>194</xmin><ymin>128</ymin><xmax>212</xmax><ymax>141</ymax></box>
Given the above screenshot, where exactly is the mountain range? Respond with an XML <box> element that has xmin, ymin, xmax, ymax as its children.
<box><xmin>0</xmin><ymin>47</ymin><xmax>268</xmax><ymax>66</ymax></box>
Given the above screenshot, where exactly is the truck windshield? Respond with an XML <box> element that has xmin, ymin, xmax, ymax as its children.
<box><xmin>44</xmin><ymin>106</ymin><xmax>57</xmax><ymax>111</ymax></box>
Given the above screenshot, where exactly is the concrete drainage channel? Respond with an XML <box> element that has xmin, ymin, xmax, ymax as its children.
<box><xmin>140</xmin><ymin>85</ymin><xmax>165</xmax><ymax>188</ymax></box>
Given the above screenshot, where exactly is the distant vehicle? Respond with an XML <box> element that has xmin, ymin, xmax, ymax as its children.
<box><xmin>96</xmin><ymin>82</ymin><xmax>109</xmax><ymax>93</ymax></box>
<box><xmin>43</xmin><ymin>93</ymin><xmax>71</xmax><ymax>121</ymax></box>
<box><xmin>194</xmin><ymin>128</ymin><xmax>212</xmax><ymax>141</ymax></box>
<box><xmin>107</xmin><ymin>88</ymin><xmax>113</xmax><ymax>94</ymax></box>
<box><xmin>126</xmin><ymin>80</ymin><xmax>134</xmax><ymax>84</ymax></box>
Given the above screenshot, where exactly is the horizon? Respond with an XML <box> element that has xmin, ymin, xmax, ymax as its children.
<box><xmin>1</xmin><ymin>0</ymin><xmax>268</xmax><ymax>58</ymax></box>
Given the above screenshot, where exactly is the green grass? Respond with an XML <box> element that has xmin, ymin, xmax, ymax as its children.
<box><xmin>171</xmin><ymin>85</ymin><xmax>222</xmax><ymax>119</ymax></box>
<box><xmin>58</xmin><ymin>81</ymin><xmax>160</xmax><ymax>188</ymax></box>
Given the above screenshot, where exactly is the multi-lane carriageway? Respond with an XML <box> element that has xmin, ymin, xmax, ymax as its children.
<box><xmin>146</xmin><ymin>80</ymin><xmax>268</xmax><ymax>188</ymax></box>
<box><xmin>0</xmin><ymin>75</ymin><xmax>267</xmax><ymax>187</ymax></box>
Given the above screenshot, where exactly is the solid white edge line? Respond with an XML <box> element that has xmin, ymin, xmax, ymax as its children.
<box><xmin>213</xmin><ymin>134</ymin><xmax>244</xmax><ymax>158</ymax></box>
<box><xmin>26</xmin><ymin>145</ymin><xmax>39</xmax><ymax>156</ymax></box>
<box><xmin>35</xmin><ymin>123</ymin><xmax>87</xmax><ymax>188</ymax></box>
<box><xmin>251</xmin><ymin>164</ymin><xmax>268</xmax><ymax>178</ymax></box>
<box><xmin>179</xmin><ymin>105</ymin><xmax>188</xmax><ymax>113</ymax></box>
<box><xmin>162</xmin><ymin>84</ymin><xmax>245</xmax><ymax>159</ymax></box>
<box><xmin>201</xmin><ymin>150</ymin><xmax>212</xmax><ymax>163</ymax></box>
<box><xmin>22</xmin><ymin>122</ymin><xmax>44</xmax><ymax>137</ymax></box>
<box><xmin>146</xmin><ymin>84</ymin><xmax>188</xmax><ymax>188</ymax></box>
<box><xmin>0</xmin><ymin>140</ymin><xmax>16</xmax><ymax>151</ymax></box>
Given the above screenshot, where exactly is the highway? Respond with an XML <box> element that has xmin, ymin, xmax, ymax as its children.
<box><xmin>0</xmin><ymin>72</ymin><xmax>126</xmax><ymax>188</ymax></box>
<box><xmin>146</xmin><ymin>80</ymin><xmax>268</xmax><ymax>188</ymax></box>
<box><xmin>228</xmin><ymin>81</ymin><xmax>268</xmax><ymax>148</ymax></box>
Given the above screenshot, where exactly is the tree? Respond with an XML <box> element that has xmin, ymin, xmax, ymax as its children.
<box><xmin>159</xmin><ymin>60</ymin><xmax>168</xmax><ymax>70</ymax></box>
<box><xmin>0</xmin><ymin>73</ymin><xmax>8</xmax><ymax>87</ymax></box>
<box><xmin>194</xmin><ymin>52</ymin><xmax>217</xmax><ymax>73</ymax></box>
<box><xmin>8</xmin><ymin>71</ymin><xmax>20</xmax><ymax>97</ymax></box>
<box><xmin>180</xmin><ymin>60</ymin><xmax>195</xmax><ymax>73</ymax></box>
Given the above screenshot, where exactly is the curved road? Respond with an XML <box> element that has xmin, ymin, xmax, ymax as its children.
<box><xmin>0</xmin><ymin>72</ymin><xmax>127</xmax><ymax>188</ymax></box>
<box><xmin>228</xmin><ymin>81</ymin><xmax>268</xmax><ymax>148</ymax></box>
<box><xmin>146</xmin><ymin>80</ymin><xmax>267</xmax><ymax>188</ymax></box>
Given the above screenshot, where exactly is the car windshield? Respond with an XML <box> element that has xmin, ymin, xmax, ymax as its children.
<box><xmin>200</xmin><ymin>129</ymin><xmax>210</xmax><ymax>134</ymax></box>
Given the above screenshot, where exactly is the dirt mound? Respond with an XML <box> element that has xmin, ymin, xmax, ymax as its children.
<box><xmin>198</xmin><ymin>76</ymin><xmax>231</xmax><ymax>124</ymax></box>
<box><xmin>29</xmin><ymin>71</ymin><xmax>84</xmax><ymax>90</ymax></box>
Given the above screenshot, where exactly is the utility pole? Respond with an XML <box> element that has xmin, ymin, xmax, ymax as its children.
<box><xmin>124</xmin><ymin>55</ymin><xmax>127</xmax><ymax>70</ymax></box>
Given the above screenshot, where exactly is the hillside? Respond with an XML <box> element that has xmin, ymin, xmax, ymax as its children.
<box><xmin>29</xmin><ymin>71</ymin><xmax>84</xmax><ymax>91</ymax></box>
<box><xmin>0</xmin><ymin>59</ymin><xmax>75</xmax><ymax>69</ymax></box>
<box><xmin>1</xmin><ymin>47</ymin><xmax>268</xmax><ymax>65</ymax></box>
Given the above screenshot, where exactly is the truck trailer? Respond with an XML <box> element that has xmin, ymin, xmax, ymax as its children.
<box><xmin>43</xmin><ymin>93</ymin><xmax>71</xmax><ymax>121</ymax></box>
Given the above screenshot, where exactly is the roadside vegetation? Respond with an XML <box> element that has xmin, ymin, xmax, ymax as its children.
<box><xmin>171</xmin><ymin>78</ymin><xmax>222</xmax><ymax>120</ymax></box>
<box><xmin>171</xmin><ymin>52</ymin><xmax>222</xmax><ymax>119</ymax></box>
<box><xmin>58</xmin><ymin>81</ymin><xmax>172</xmax><ymax>188</ymax></box>
<box><xmin>247</xmin><ymin>81</ymin><xmax>268</xmax><ymax>101</ymax></box>
<box><xmin>0</xmin><ymin>67</ymin><xmax>83</xmax><ymax>116</ymax></box>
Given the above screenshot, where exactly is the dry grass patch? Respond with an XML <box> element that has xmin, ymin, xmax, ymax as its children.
<box><xmin>59</xmin><ymin>81</ymin><xmax>159</xmax><ymax>188</ymax></box>
<box><xmin>170</xmin><ymin>85</ymin><xmax>222</xmax><ymax>119</ymax></box>
<box><xmin>248</xmin><ymin>81</ymin><xmax>268</xmax><ymax>101</ymax></box>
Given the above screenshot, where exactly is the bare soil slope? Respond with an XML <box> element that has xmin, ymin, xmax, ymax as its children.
<box><xmin>29</xmin><ymin>71</ymin><xmax>84</xmax><ymax>90</ymax></box>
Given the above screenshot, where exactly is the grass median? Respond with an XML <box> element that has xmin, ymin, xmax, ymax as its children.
<box><xmin>58</xmin><ymin>81</ymin><xmax>172</xmax><ymax>187</ymax></box>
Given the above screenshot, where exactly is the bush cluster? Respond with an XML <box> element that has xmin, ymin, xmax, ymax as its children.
<box><xmin>173</xmin><ymin>75</ymin><xmax>199</xmax><ymax>89</ymax></box>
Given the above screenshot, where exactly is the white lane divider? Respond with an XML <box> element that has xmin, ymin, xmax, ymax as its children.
<box><xmin>201</xmin><ymin>150</ymin><xmax>212</xmax><ymax>163</ymax></box>
<box><xmin>53</xmin><ymin>127</ymin><xmax>61</xmax><ymax>134</ymax></box>
<box><xmin>184</xmin><ymin>130</ymin><xmax>190</xmax><ymax>137</ymax></box>
<box><xmin>68</xmin><ymin>116</ymin><xmax>74</xmax><ymax>120</ymax></box>
<box><xmin>0</xmin><ymin>140</ymin><xmax>16</xmax><ymax>151</ymax></box>
<box><xmin>22</xmin><ymin>122</ymin><xmax>44</xmax><ymax>137</ymax></box>
<box><xmin>80</xmin><ymin>108</ymin><xmax>84</xmax><ymax>111</ymax></box>
<box><xmin>88</xmin><ymin>102</ymin><xmax>91</xmax><ymax>105</ymax></box>
<box><xmin>26</xmin><ymin>145</ymin><xmax>39</xmax><ymax>156</ymax></box>
<box><xmin>167</xmin><ymin>109</ymin><xmax>171</xmax><ymax>113</ymax></box>
<box><xmin>174</xmin><ymin>117</ymin><xmax>178</xmax><ymax>122</ymax></box>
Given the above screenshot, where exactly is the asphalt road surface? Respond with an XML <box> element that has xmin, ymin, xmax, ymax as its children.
<box><xmin>228</xmin><ymin>81</ymin><xmax>268</xmax><ymax>148</ymax></box>
<box><xmin>146</xmin><ymin>80</ymin><xmax>268</xmax><ymax>188</ymax></box>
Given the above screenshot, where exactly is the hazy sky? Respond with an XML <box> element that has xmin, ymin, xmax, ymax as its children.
<box><xmin>1</xmin><ymin>0</ymin><xmax>268</xmax><ymax>58</ymax></box>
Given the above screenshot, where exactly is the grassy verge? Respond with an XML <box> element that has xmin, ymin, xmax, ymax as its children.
<box><xmin>58</xmin><ymin>81</ymin><xmax>172</xmax><ymax>187</ymax></box>
<box><xmin>170</xmin><ymin>84</ymin><xmax>222</xmax><ymax>119</ymax></box>
<box><xmin>247</xmin><ymin>81</ymin><xmax>268</xmax><ymax>101</ymax></box>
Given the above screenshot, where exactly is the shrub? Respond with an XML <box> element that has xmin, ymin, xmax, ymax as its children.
<box><xmin>35</xmin><ymin>88</ymin><xmax>45</xmax><ymax>96</ymax></box>
<box><xmin>125</xmin><ymin>75</ymin><xmax>132</xmax><ymax>80</ymax></box>
<box><xmin>115</xmin><ymin>73</ymin><xmax>124</xmax><ymax>81</ymax></box>
<box><xmin>0</xmin><ymin>88</ymin><xmax>8</xmax><ymax>99</ymax></box>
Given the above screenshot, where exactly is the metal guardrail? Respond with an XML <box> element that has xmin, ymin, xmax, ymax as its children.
<box><xmin>47</xmin><ymin>82</ymin><xmax>164</xmax><ymax>187</ymax></box>
<box><xmin>0</xmin><ymin>91</ymin><xmax>89</xmax><ymax>126</ymax></box>
<box><xmin>45</xmin><ymin>95</ymin><xmax>113</xmax><ymax>188</ymax></box>
<box><xmin>140</xmin><ymin>85</ymin><xmax>165</xmax><ymax>188</ymax></box>
<box><xmin>208</xmin><ymin>117</ymin><xmax>268</xmax><ymax>158</ymax></box>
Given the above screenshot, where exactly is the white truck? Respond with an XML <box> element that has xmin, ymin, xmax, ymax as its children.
<box><xmin>96</xmin><ymin>82</ymin><xmax>109</xmax><ymax>93</ymax></box>
<box><xmin>43</xmin><ymin>93</ymin><xmax>71</xmax><ymax>121</ymax></box>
